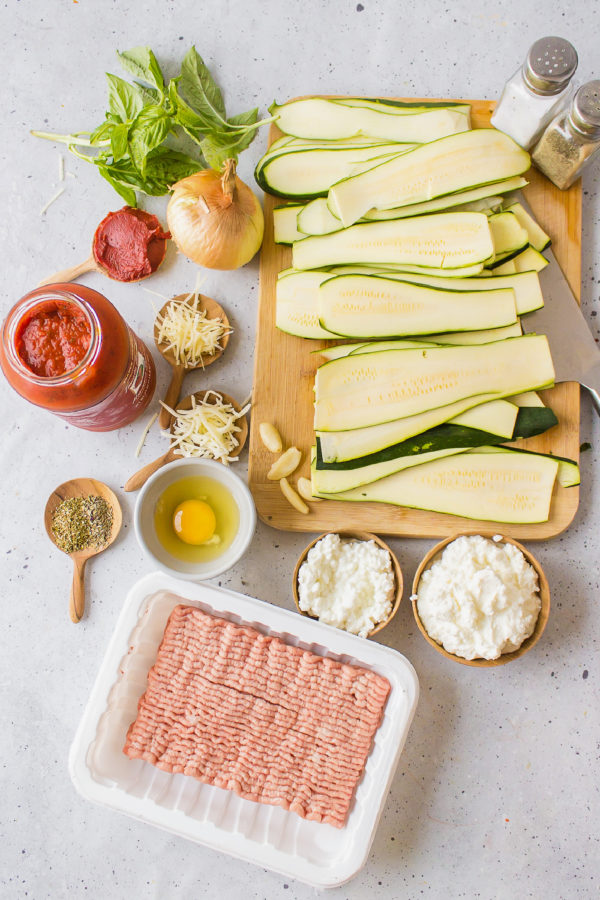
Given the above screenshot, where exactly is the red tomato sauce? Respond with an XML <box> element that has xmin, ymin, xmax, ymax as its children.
<box><xmin>15</xmin><ymin>299</ymin><xmax>91</xmax><ymax>377</ymax></box>
<box><xmin>92</xmin><ymin>206</ymin><xmax>169</xmax><ymax>282</ymax></box>
<box><xmin>1</xmin><ymin>285</ymin><xmax>156</xmax><ymax>430</ymax></box>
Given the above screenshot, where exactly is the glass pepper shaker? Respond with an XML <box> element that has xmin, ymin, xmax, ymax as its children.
<box><xmin>532</xmin><ymin>82</ymin><xmax>600</xmax><ymax>190</ymax></box>
<box><xmin>491</xmin><ymin>36</ymin><xmax>578</xmax><ymax>150</ymax></box>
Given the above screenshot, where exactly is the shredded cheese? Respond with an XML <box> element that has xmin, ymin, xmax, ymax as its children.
<box><xmin>154</xmin><ymin>292</ymin><xmax>231</xmax><ymax>367</ymax></box>
<box><xmin>135</xmin><ymin>411</ymin><xmax>158</xmax><ymax>457</ymax></box>
<box><xmin>143</xmin><ymin>287</ymin><xmax>170</xmax><ymax>302</ymax></box>
<box><xmin>162</xmin><ymin>390</ymin><xmax>249</xmax><ymax>464</ymax></box>
<box><xmin>58</xmin><ymin>154</ymin><xmax>64</xmax><ymax>182</ymax></box>
<box><xmin>40</xmin><ymin>186</ymin><xmax>65</xmax><ymax>215</ymax></box>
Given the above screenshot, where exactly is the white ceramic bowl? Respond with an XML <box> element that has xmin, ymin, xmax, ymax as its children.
<box><xmin>134</xmin><ymin>458</ymin><xmax>256</xmax><ymax>580</ymax></box>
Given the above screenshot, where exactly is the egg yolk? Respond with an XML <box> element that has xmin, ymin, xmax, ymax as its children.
<box><xmin>172</xmin><ymin>499</ymin><xmax>216</xmax><ymax>545</ymax></box>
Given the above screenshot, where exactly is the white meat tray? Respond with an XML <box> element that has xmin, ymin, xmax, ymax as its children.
<box><xmin>69</xmin><ymin>572</ymin><xmax>419</xmax><ymax>888</ymax></box>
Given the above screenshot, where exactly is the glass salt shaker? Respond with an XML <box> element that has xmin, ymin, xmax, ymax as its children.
<box><xmin>532</xmin><ymin>81</ymin><xmax>600</xmax><ymax>190</ymax></box>
<box><xmin>491</xmin><ymin>36</ymin><xmax>578</xmax><ymax>150</ymax></box>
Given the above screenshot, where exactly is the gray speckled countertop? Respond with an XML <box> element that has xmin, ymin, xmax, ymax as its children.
<box><xmin>1</xmin><ymin>2</ymin><xmax>599</xmax><ymax>897</ymax></box>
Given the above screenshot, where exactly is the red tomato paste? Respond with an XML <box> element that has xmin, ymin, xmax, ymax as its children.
<box><xmin>15</xmin><ymin>299</ymin><xmax>91</xmax><ymax>377</ymax></box>
<box><xmin>92</xmin><ymin>206</ymin><xmax>169</xmax><ymax>282</ymax></box>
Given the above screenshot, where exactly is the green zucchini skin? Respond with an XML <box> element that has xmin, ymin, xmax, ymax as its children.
<box><xmin>512</xmin><ymin>406</ymin><xmax>558</xmax><ymax>439</ymax></box>
<box><xmin>315</xmin><ymin>407</ymin><xmax>558</xmax><ymax>471</ymax></box>
<box><xmin>339</xmin><ymin>98</ymin><xmax>471</xmax><ymax>110</ymax></box>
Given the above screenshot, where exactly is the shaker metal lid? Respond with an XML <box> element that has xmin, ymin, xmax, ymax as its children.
<box><xmin>523</xmin><ymin>37</ymin><xmax>578</xmax><ymax>95</ymax></box>
<box><xmin>571</xmin><ymin>81</ymin><xmax>600</xmax><ymax>137</ymax></box>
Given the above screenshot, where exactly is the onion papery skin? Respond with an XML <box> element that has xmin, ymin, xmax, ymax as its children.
<box><xmin>167</xmin><ymin>166</ymin><xmax>265</xmax><ymax>270</ymax></box>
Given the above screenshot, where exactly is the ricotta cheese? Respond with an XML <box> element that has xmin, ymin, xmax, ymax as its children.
<box><xmin>297</xmin><ymin>533</ymin><xmax>394</xmax><ymax>637</ymax></box>
<box><xmin>416</xmin><ymin>535</ymin><xmax>540</xmax><ymax>660</ymax></box>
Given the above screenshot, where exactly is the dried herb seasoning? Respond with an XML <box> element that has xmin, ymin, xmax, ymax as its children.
<box><xmin>51</xmin><ymin>495</ymin><xmax>113</xmax><ymax>554</ymax></box>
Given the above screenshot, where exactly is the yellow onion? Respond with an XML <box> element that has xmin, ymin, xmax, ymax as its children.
<box><xmin>167</xmin><ymin>159</ymin><xmax>264</xmax><ymax>269</ymax></box>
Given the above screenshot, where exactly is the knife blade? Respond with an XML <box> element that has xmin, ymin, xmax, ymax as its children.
<box><xmin>516</xmin><ymin>194</ymin><xmax>600</xmax><ymax>415</ymax></box>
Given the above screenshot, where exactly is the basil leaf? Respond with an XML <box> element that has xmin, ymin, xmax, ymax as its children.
<box><xmin>96</xmin><ymin>164</ymin><xmax>138</xmax><ymax>206</ymax></box>
<box><xmin>89</xmin><ymin>119</ymin><xmax>115</xmax><ymax>146</ymax></box>
<box><xmin>117</xmin><ymin>46</ymin><xmax>164</xmax><ymax>92</ymax></box>
<box><xmin>103</xmin><ymin>151</ymin><xmax>197</xmax><ymax>196</ymax></box>
<box><xmin>228</xmin><ymin>107</ymin><xmax>259</xmax><ymax>129</ymax></box>
<box><xmin>144</xmin><ymin>147</ymin><xmax>203</xmax><ymax>187</ymax></box>
<box><xmin>106</xmin><ymin>73</ymin><xmax>144</xmax><ymax>122</ymax></box>
<box><xmin>170</xmin><ymin>83</ymin><xmax>211</xmax><ymax>139</ymax></box>
<box><xmin>128</xmin><ymin>107</ymin><xmax>172</xmax><ymax>174</ymax></box>
<box><xmin>200</xmin><ymin>114</ymin><xmax>259</xmax><ymax>168</ymax></box>
<box><xmin>136</xmin><ymin>83</ymin><xmax>161</xmax><ymax>106</ymax></box>
<box><xmin>180</xmin><ymin>47</ymin><xmax>227</xmax><ymax>128</ymax></box>
<box><xmin>174</xmin><ymin>103</ymin><xmax>208</xmax><ymax>142</ymax></box>
<box><xmin>110</xmin><ymin>122</ymin><xmax>130</xmax><ymax>162</ymax></box>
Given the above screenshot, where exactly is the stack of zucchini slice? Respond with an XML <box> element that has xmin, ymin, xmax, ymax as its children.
<box><xmin>255</xmin><ymin>97</ymin><xmax>579</xmax><ymax>523</ymax></box>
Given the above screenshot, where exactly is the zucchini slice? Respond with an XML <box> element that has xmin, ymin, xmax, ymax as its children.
<box><xmin>363</xmin><ymin>176</ymin><xmax>528</xmax><ymax>221</ymax></box>
<box><xmin>488</xmin><ymin>258</ymin><xmax>517</xmax><ymax>275</ymax></box>
<box><xmin>512</xmin><ymin>405</ymin><xmax>558</xmax><ymax>437</ymax></box>
<box><xmin>510</xmin><ymin>246</ymin><xmax>549</xmax><ymax>273</ymax></box>
<box><xmin>318</xmin><ymin>275</ymin><xmax>517</xmax><ymax>338</ymax></box>
<box><xmin>503</xmin><ymin>202</ymin><xmax>551</xmax><ymax>251</ymax></box>
<box><xmin>273</xmin><ymin>205</ymin><xmax>305</xmax><ymax>244</ymax></box>
<box><xmin>313</xmin><ymin>448</ymin><xmax>559</xmax><ymax>523</ymax></box>
<box><xmin>509</xmin><ymin>390</ymin><xmax>544</xmax><ymax>408</ymax></box>
<box><xmin>349</xmin><ymin>325</ymin><xmax>522</xmax><ymax>351</ymax></box>
<box><xmin>424</xmin><ymin>322</ymin><xmax>523</xmax><ymax>344</ymax></box>
<box><xmin>349</xmin><ymin>339</ymin><xmax>439</xmax><ymax>354</ymax></box>
<box><xmin>472</xmin><ymin>445</ymin><xmax>579</xmax><ymax>487</ymax></box>
<box><xmin>450</xmin><ymin>400</ymin><xmax>518</xmax><ymax>437</ymax></box>
<box><xmin>488</xmin><ymin>211</ymin><xmax>529</xmax><ymax>259</ymax></box>
<box><xmin>269</xmin><ymin>97</ymin><xmax>471</xmax><ymax>142</ymax></box>
<box><xmin>312</xmin><ymin>446</ymin><xmax>466</xmax><ymax>493</ymax></box>
<box><xmin>256</xmin><ymin>144</ymin><xmax>411</xmax><ymax>201</ymax></box>
<box><xmin>335</xmin><ymin>98</ymin><xmax>471</xmax><ymax>116</ymax></box>
<box><xmin>293</xmin><ymin>179</ymin><xmax>529</xmax><ymax>237</ymax></box>
<box><xmin>297</xmin><ymin>198</ymin><xmax>343</xmax><ymax>236</ymax></box>
<box><xmin>313</xmin><ymin>342</ymin><xmax>369</xmax><ymax>360</ymax></box>
<box><xmin>328</xmin><ymin>129</ymin><xmax>530</xmax><ymax>226</ymax></box>
<box><xmin>317</xmin><ymin>396</ymin><xmax>556</xmax><ymax>463</ymax></box>
<box><xmin>292</xmin><ymin>212</ymin><xmax>494</xmax><ymax>271</ymax></box>
<box><xmin>316</xmin><ymin>403</ymin><xmax>556</xmax><ymax>472</ymax></box>
<box><xmin>276</xmin><ymin>271</ymin><xmax>336</xmax><ymax>339</ymax></box>
<box><xmin>268</xmin><ymin>134</ymin><xmax>397</xmax><ymax>152</ymax></box>
<box><xmin>329</xmin><ymin>269</ymin><xmax>542</xmax><ymax>316</ymax></box>
<box><xmin>350</xmin><ymin>262</ymin><xmax>486</xmax><ymax>278</ymax></box>
<box><xmin>314</xmin><ymin>335</ymin><xmax>554</xmax><ymax>431</ymax></box>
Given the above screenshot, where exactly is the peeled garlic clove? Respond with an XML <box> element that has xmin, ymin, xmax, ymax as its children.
<box><xmin>259</xmin><ymin>422</ymin><xmax>283</xmax><ymax>454</ymax></box>
<box><xmin>280</xmin><ymin>477</ymin><xmax>309</xmax><ymax>514</ymax></box>
<box><xmin>297</xmin><ymin>477</ymin><xmax>320</xmax><ymax>502</ymax></box>
<box><xmin>267</xmin><ymin>446</ymin><xmax>302</xmax><ymax>480</ymax></box>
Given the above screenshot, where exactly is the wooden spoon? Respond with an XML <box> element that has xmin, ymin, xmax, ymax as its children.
<box><xmin>44</xmin><ymin>478</ymin><xmax>122</xmax><ymax>624</ymax></box>
<box><xmin>124</xmin><ymin>390</ymin><xmax>248</xmax><ymax>492</ymax></box>
<box><xmin>37</xmin><ymin>208</ymin><xmax>168</xmax><ymax>287</ymax></box>
<box><xmin>154</xmin><ymin>294</ymin><xmax>230</xmax><ymax>429</ymax></box>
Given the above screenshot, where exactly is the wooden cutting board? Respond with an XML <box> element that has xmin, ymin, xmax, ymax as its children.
<box><xmin>248</xmin><ymin>97</ymin><xmax>581</xmax><ymax>539</ymax></box>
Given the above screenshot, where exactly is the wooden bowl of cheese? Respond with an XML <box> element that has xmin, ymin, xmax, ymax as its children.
<box><xmin>411</xmin><ymin>532</ymin><xmax>550</xmax><ymax>667</ymax></box>
<box><xmin>292</xmin><ymin>530</ymin><xmax>403</xmax><ymax>638</ymax></box>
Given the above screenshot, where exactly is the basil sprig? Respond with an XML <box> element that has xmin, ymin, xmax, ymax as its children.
<box><xmin>32</xmin><ymin>46</ymin><xmax>271</xmax><ymax>206</ymax></box>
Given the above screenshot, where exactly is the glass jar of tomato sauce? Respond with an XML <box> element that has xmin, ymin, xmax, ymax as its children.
<box><xmin>0</xmin><ymin>284</ymin><xmax>156</xmax><ymax>431</ymax></box>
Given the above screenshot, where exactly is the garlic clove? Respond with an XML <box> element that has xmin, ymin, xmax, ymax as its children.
<box><xmin>267</xmin><ymin>446</ymin><xmax>302</xmax><ymax>480</ymax></box>
<box><xmin>297</xmin><ymin>477</ymin><xmax>321</xmax><ymax>502</ymax></box>
<box><xmin>280</xmin><ymin>477</ymin><xmax>309</xmax><ymax>514</ymax></box>
<box><xmin>259</xmin><ymin>422</ymin><xmax>283</xmax><ymax>454</ymax></box>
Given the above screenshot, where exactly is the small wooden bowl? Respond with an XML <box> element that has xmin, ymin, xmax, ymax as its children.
<box><xmin>411</xmin><ymin>532</ymin><xmax>550</xmax><ymax>668</ymax></box>
<box><xmin>154</xmin><ymin>294</ymin><xmax>231</xmax><ymax>430</ymax></box>
<box><xmin>292</xmin><ymin>530</ymin><xmax>403</xmax><ymax>637</ymax></box>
